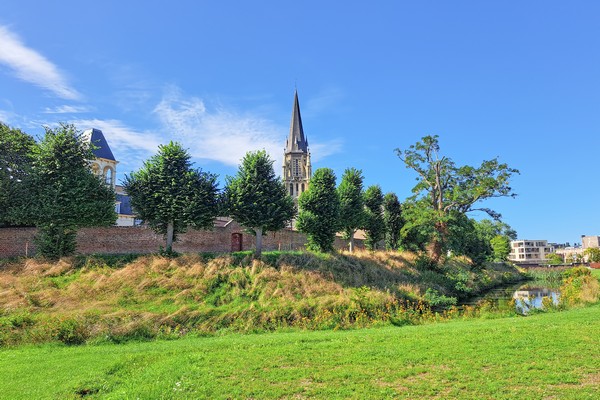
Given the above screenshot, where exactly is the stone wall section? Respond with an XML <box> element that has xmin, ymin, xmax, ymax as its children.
<box><xmin>0</xmin><ymin>224</ymin><xmax>360</xmax><ymax>257</ymax></box>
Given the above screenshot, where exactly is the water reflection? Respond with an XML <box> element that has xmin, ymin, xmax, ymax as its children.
<box><xmin>461</xmin><ymin>282</ymin><xmax>561</xmax><ymax>314</ymax></box>
<box><xmin>513</xmin><ymin>287</ymin><xmax>560</xmax><ymax>314</ymax></box>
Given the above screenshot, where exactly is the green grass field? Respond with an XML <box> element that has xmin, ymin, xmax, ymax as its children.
<box><xmin>1</xmin><ymin>303</ymin><xmax>598</xmax><ymax>399</ymax></box>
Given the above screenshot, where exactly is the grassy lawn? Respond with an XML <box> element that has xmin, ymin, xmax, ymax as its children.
<box><xmin>1</xmin><ymin>304</ymin><xmax>598</xmax><ymax>399</ymax></box>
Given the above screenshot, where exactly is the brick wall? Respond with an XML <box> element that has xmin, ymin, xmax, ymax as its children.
<box><xmin>0</xmin><ymin>227</ymin><xmax>37</xmax><ymax>257</ymax></box>
<box><xmin>0</xmin><ymin>224</ymin><xmax>360</xmax><ymax>257</ymax></box>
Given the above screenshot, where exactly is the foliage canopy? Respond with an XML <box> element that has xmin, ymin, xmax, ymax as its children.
<box><xmin>396</xmin><ymin>135</ymin><xmax>519</xmax><ymax>263</ymax></box>
<box><xmin>296</xmin><ymin>168</ymin><xmax>340</xmax><ymax>252</ymax></box>
<box><xmin>0</xmin><ymin>122</ymin><xmax>36</xmax><ymax>226</ymax></box>
<box><xmin>224</xmin><ymin>150</ymin><xmax>295</xmax><ymax>257</ymax></box>
<box><xmin>363</xmin><ymin>185</ymin><xmax>385</xmax><ymax>250</ymax></box>
<box><xmin>10</xmin><ymin>123</ymin><xmax>116</xmax><ymax>258</ymax></box>
<box><xmin>337</xmin><ymin>167</ymin><xmax>366</xmax><ymax>252</ymax></box>
<box><xmin>124</xmin><ymin>141</ymin><xmax>219</xmax><ymax>253</ymax></box>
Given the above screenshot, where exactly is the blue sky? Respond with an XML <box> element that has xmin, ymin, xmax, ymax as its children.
<box><xmin>1</xmin><ymin>1</ymin><xmax>599</xmax><ymax>244</ymax></box>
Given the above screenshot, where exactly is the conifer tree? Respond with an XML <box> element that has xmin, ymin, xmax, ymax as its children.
<box><xmin>363</xmin><ymin>185</ymin><xmax>385</xmax><ymax>250</ymax></box>
<box><xmin>124</xmin><ymin>141</ymin><xmax>219</xmax><ymax>254</ymax></box>
<box><xmin>383</xmin><ymin>192</ymin><xmax>403</xmax><ymax>250</ymax></box>
<box><xmin>224</xmin><ymin>150</ymin><xmax>295</xmax><ymax>257</ymax></box>
<box><xmin>337</xmin><ymin>168</ymin><xmax>365</xmax><ymax>252</ymax></box>
<box><xmin>296</xmin><ymin>168</ymin><xmax>340</xmax><ymax>252</ymax></box>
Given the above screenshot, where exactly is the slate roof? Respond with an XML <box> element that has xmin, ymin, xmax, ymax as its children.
<box><xmin>116</xmin><ymin>193</ymin><xmax>134</xmax><ymax>215</ymax></box>
<box><xmin>82</xmin><ymin>128</ymin><xmax>116</xmax><ymax>161</ymax></box>
<box><xmin>285</xmin><ymin>90</ymin><xmax>309</xmax><ymax>153</ymax></box>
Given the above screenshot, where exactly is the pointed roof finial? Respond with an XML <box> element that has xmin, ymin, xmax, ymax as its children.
<box><xmin>285</xmin><ymin>89</ymin><xmax>308</xmax><ymax>153</ymax></box>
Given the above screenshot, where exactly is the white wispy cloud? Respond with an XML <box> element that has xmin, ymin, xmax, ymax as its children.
<box><xmin>310</xmin><ymin>139</ymin><xmax>344</xmax><ymax>162</ymax></box>
<box><xmin>0</xmin><ymin>25</ymin><xmax>81</xmax><ymax>100</ymax></box>
<box><xmin>153</xmin><ymin>87</ymin><xmax>284</xmax><ymax>167</ymax></box>
<box><xmin>0</xmin><ymin>109</ymin><xmax>14</xmax><ymax>124</ymax></box>
<box><xmin>43</xmin><ymin>105</ymin><xmax>93</xmax><ymax>114</ymax></box>
<box><xmin>71</xmin><ymin>118</ymin><xmax>161</xmax><ymax>155</ymax></box>
<box><xmin>70</xmin><ymin>118</ymin><xmax>163</xmax><ymax>181</ymax></box>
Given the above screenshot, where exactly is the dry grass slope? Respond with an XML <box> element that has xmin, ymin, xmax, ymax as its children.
<box><xmin>0</xmin><ymin>250</ymin><xmax>523</xmax><ymax>345</ymax></box>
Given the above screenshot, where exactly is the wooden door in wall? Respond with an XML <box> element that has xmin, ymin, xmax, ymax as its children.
<box><xmin>231</xmin><ymin>233</ymin><xmax>243</xmax><ymax>252</ymax></box>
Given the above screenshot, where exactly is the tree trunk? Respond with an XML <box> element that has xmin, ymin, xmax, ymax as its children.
<box><xmin>349</xmin><ymin>232</ymin><xmax>355</xmax><ymax>253</ymax></box>
<box><xmin>427</xmin><ymin>238</ymin><xmax>443</xmax><ymax>265</ymax></box>
<box><xmin>166</xmin><ymin>221</ymin><xmax>174</xmax><ymax>253</ymax></box>
<box><xmin>255</xmin><ymin>227</ymin><xmax>263</xmax><ymax>258</ymax></box>
<box><xmin>428</xmin><ymin>221</ymin><xmax>448</xmax><ymax>264</ymax></box>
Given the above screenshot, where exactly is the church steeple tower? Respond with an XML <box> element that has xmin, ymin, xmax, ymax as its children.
<box><xmin>282</xmin><ymin>90</ymin><xmax>312</xmax><ymax>200</ymax></box>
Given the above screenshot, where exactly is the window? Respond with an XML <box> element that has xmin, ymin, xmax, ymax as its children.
<box><xmin>290</xmin><ymin>183</ymin><xmax>293</xmax><ymax>196</ymax></box>
<box><xmin>103</xmin><ymin>167</ymin><xmax>113</xmax><ymax>186</ymax></box>
<box><xmin>301</xmin><ymin>183</ymin><xmax>305</xmax><ymax>193</ymax></box>
<box><xmin>293</xmin><ymin>159</ymin><xmax>300</xmax><ymax>177</ymax></box>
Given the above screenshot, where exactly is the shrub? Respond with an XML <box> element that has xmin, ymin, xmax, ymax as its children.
<box><xmin>56</xmin><ymin>318</ymin><xmax>89</xmax><ymax>345</ymax></box>
<box><xmin>423</xmin><ymin>288</ymin><xmax>457</xmax><ymax>308</ymax></box>
<box><xmin>562</xmin><ymin>267</ymin><xmax>590</xmax><ymax>280</ymax></box>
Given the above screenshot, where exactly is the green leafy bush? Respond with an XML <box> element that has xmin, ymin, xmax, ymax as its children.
<box><xmin>56</xmin><ymin>318</ymin><xmax>88</xmax><ymax>345</ymax></box>
<box><xmin>423</xmin><ymin>288</ymin><xmax>457</xmax><ymax>307</ymax></box>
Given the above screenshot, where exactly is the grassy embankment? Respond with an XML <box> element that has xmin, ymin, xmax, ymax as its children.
<box><xmin>0</xmin><ymin>303</ymin><xmax>598</xmax><ymax>399</ymax></box>
<box><xmin>0</xmin><ymin>251</ymin><xmax>524</xmax><ymax>345</ymax></box>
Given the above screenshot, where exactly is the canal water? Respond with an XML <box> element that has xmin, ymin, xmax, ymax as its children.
<box><xmin>461</xmin><ymin>281</ymin><xmax>561</xmax><ymax>314</ymax></box>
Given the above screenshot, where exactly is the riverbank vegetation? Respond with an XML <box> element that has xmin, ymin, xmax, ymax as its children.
<box><xmin>2</xmin><ymin>252</ymin><xmax>599</xmax><ymax>347</ymax></box>
<box><xmin>0</xmin><ymin>251</ymin><xmax>525</xmax><ymax>346</ymax></box>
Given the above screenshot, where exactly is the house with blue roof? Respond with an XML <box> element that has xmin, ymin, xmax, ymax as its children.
<box><xmin>83</xmin><ymin>128</ymin><xmax>138</xmax><ymax>226</ymax></box>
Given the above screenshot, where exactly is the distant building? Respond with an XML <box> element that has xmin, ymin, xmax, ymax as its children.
<box><xmin>581</xmin><ymin>235</ymin><xmax>600</xmax><ymax>249</ymax></box>
<box><xmin>282</xmin><ymin>90</ymin><xmax>311</xmax><ymax>201</ymax></box>
<box><xmin>83</xmin><ymin>128</ymin><xmax>117</xmax><ymax>188</ymax></box>
<box><xmin>508</xmin><ymin>240</ymin><xmax>554</xmax><ymax>264</ymax></box>
<box><xmin>83</xmin><ymin>128</ymin><xmax>137</xmax><ymax>226</ymax></box>
<box><xmin>555</xmin><ymin>246</ymin><xmax>585</xmax><ymax>263</ymax></box>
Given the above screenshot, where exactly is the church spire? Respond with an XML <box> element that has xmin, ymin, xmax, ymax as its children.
<box><xmin>286</xmin><ymin>90</ymin><xmax>308</xmax><ymax>153</ymax></box>
<box><xmin>282</xmin><ymin>90</ymin><xmax>312</xmax><ymax>201</ymax></box>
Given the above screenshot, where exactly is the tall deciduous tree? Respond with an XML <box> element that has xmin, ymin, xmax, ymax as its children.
<box><xmin>337</xmin><ymin>168</ymin><xmax>365</xmax><ymax>252</ymax></box>
<box><xmin>363</xmin><ymin>185</ymin><xmax>385</xmax><ymax>250</ymax></box>
<box><xmin>396</xmin><ymin>135</ymin><xmax>518</xmax><ymax>263</ymax></box>
<box><xmin>10</xmin><ymin>123</ymin><xmax>116</xmax><ymax>258</ymax></box>
<box><xmin>0</xmin><ymin>122</ymin><xmax>36</xmax><ymax>226</ymax></box>
<box><xmin>224</xmin><ymin>150</ymin><xmax>295</xmax><ymax>257</ymax></box>
<box><xmin>124</xmin><ymin>141</ymin><xmax>219</xmax><ymax>253</ymax></box>
<box><xmin>296</xmin><ymin>168</ymin><xmax>340</xmax><ymax>252</ymax></box>
<box><xmin>383</xmin><ymin>192</ymin><xmax>403</xmax><ymax>250</ymax></box>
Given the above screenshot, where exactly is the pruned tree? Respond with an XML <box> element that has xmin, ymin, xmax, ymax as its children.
<box><xmin>395</xmin><ymin>135</ymin><xmax>519</xmax><ymax>264</ymax></box>
<box><xmin>337</xmin><ymin>168</ymin><xmax>366</xmax><ymax>252</ymax></box>
<box><xmin>10</xmin><ymin>123</ymin><xmax>116</xmax><ymax>258</ymax></box>
<box><xmin>296</xmin><ymin>168</ymin><xmax>340</xmax><ymax>252</ymax></box>
<box><xmin>124</xmin><ymin>141</ymin><xmax>219</xmax><ymax>253</ymax></box>
<box><xmin>383</xmin><ymin>192</ymin><xmax>403</xmax><ymax>250</ymax></box>
<box><xmin>363</xmin><ymin>184</ymin><xmax>385</xmax><ymax>250</ymax></box>
<box><xmin>0</xmin><ymin>122</ymin><xmax>36</xmax><ymax>226</ymax></box>
<box><xmin>224</xmin><ymin>150</ymin><xmax>295</xmax><ymax>257</ymax></box>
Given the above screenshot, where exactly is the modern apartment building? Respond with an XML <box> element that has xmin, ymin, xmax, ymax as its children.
<box><xmin>508</xmin><ymin>240</ymin><xmax>554</xmax><ymax>264</ymax></box>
